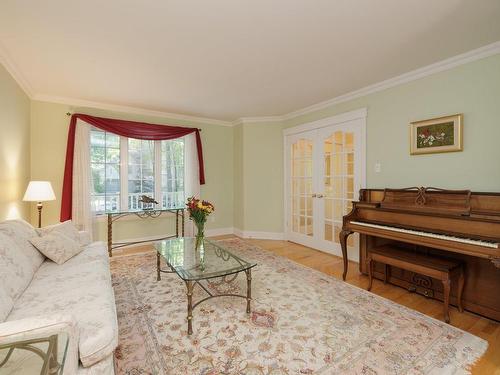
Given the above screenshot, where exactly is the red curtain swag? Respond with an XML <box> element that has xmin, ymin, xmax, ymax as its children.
<box><xmin>60</xmin><ymin>113</ymin><xmax>205</xmax><ymax>222</ymax></box>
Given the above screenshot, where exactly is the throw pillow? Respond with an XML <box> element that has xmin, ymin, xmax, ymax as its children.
<box><xmin>37</xmin><ymin>220</ymin><xmax>80</xmax><ymax>243</ymax></box>
<box><xmin>0</xmin><ymin>219</ymin><xmax>45</xmax><ymax>271</ymax></box>
<box><xmin>30</xmin><ymin>232</ymin><xmax>83</xmax><ymax>265</ymax></box>
<box><xmin>0</xmin><ymin>232</ymin><xmax>36</xmax><ymax>301</ymax></box>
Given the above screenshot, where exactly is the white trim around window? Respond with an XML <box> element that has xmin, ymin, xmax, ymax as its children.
<box><xmin>154</xmin><ymin>140</ymin><xmax>162</xmax><ymax>205</ymax></box>
<box><xmin>89</xmin><ymin>127</ymin><xmax>186</xmax><ymax>214</ymax></box>
<box><xmin>119</xmin><ymin>136</ymin><xmax>129</xmax><ymax>210</ymax></box>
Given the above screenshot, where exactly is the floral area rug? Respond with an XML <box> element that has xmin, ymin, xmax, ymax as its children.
<box><xmin>110</xmin><ymin>238</ymin><xmax>487</xmax><ymax>375</ymax></box>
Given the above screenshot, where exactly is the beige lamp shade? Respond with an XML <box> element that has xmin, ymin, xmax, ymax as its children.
<box><xmin>23</xmin><ymin>181</ymin><xmax>56</xmax><ymax>202</ymax></box>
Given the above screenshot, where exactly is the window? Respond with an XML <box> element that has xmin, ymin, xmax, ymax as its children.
<box><xmin>90</xmin><ymin>130</ymin><xmax>121</xmax><ymax>213</ymax></box>
<box><xmin>128</xmin><ymin>139</ymin><xmax>155</xmax><ymax>210</ymax></box>
<box><xmin>161</xmin><ymin>140</ymin><xmax>184</xmax><ymax>209</ymax></box>
<box><xmin>90</xmin><ymin>128</ymin><xmax>185</xmax><ymax>214</ymax></box>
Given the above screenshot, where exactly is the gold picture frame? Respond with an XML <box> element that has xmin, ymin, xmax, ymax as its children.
<box><xmin>410</xmin><ymin>114</ymin><xmax>463</xmax><ymax>155</ymax></box>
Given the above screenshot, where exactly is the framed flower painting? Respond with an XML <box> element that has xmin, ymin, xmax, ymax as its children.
<box><xmin>410</xmin><ymin>114</ymin><xmax>463</xmax><ymax>155</ymax></box>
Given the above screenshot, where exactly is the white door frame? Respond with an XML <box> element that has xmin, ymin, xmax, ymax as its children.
<box><xmin>283</xmin><ymin>108</ymin><xmax>367</xmax><ymax>261</ymax></box>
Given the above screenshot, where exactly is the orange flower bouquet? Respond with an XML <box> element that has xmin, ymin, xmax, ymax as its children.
<box><xmin>186</xmin><ymin>196</ymin><xmax>215</xmax><ymax>248</ymax></box>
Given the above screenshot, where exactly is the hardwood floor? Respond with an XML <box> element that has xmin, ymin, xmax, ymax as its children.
<box><xmin>120</xmin><ymin>236</ymin><xmax>500</xmax><ymax>374</ymax></box>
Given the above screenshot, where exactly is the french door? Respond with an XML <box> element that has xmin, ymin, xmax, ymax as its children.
<box><xmin>284</xmin><ymin>112</ymin><xmax>366</xmax><ymax>257</ymax></box>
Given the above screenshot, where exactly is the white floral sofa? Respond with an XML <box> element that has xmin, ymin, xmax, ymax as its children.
<box><xmin>0</xmin><ymin>219</ymin><xmax>118</xmax><ymax>374</ymax></box>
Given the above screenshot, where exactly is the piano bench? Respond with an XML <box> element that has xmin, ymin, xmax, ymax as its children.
<box><xmin>366</xmin><ymin>245</ymin><xmax>465</xmax><ymax>323</ymax></box>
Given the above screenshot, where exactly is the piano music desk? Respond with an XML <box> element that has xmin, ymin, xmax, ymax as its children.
<box><xmin>367</xmin><ymin>245</ymin><xmax>464</xmax><ymax>323</ymax></box>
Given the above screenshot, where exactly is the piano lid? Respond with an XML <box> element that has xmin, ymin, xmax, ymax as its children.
<box><xmin>380</xmin><ymin>187</ymin><xmax>471</xmax><ymax>216</ymax></box>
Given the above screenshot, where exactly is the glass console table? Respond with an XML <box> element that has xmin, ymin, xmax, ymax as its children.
<box><xmin>0</xmin><ymin>332</ymin><xmax>69</xmax><ymax>374</ymax></box>
<box><xmin>155</xmin><ymin>237</ymin><xmax>257</xmax><ymax>335</ymax></box>
<box><xmin>106</xmin><ymin>207</ymin><xmax>184</xmax><ymax>257</ymax></box>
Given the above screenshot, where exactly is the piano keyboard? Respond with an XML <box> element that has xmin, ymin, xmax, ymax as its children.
<box><xmin>350</xmin><ymin>221</ymin><xmax>499</xmax><ymax>249</ymax></box>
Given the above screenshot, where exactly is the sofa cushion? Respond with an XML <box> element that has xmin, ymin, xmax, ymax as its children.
<box><xmin>78</xmin><ymin>231</ymin><xmax>92</xmax><ymax>247</ymax></box>
<box><xmin>0</xmin><ymin>286</ymin><xmax>13</xmax><ymax>322</ymax></box>
<box><xmin>8</xmin><ymin>243</ymin><xmax>118</xmax><ymax>367</ymax></box>
<box><xmin>0</xmin><ymin>233</ymin><xmax>35</xmax><ymax>301</ymax></box>
<box><xmin>0</xmin><ymin>219</ymin><xmax>45</xmax><ymax>272</ymax></box>
<box><xmin>30</xmin><ymin>231</ymin><xmax>83</xmax><ymax>265</ymax></box>
<box><xmin>64</xmin><ymin>241</ymin><xmax>110</xmax><ymax>267</ymax></box>
<box><xmin>77</xmin><ymin>353</ymin><xmax>115</xmax><ymax>375</ymax></box>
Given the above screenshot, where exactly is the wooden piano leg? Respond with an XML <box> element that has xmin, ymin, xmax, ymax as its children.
<box><xmin>457</xmin><ymin>267</ymin><xmax>465</xmax><ymax>313</ymax></box>
<box><xmin>442</xmin><ymin>278</ymin><xmax>451</xmax><ymax>323</ymax></box>
<box><xmin>339</xmin><ymin>230</ymin><xmax>352</xmax><ymax>281</ymax></box>
<box><xmin>367</xmin><ymin>255</ymin><xmax>374</xmax><ymax>291</ymax></box>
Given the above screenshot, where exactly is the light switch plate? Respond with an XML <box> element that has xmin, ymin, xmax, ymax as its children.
<box><xmin>374</xmin><ymin>162</ymin><xmax>382</xmax><ymax>173</ymax></box>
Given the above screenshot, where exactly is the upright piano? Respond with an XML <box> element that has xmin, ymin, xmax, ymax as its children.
<box><xmin>340</xmin><ymin>187</ymin><xmax>500</xmax><ymax>321</ymax></box>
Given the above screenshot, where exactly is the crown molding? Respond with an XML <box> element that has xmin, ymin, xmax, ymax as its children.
<box><xmin>2</xmin><ymin>39</ymin><xmax>500</xmax><ymax>127</ymax></box>
<box><xmin>233</xmin><ymin>40</ymin><xmax>500</xmax><ymax>124</ymax></box>
<box><xmin>283</xmin><ymin>108</ymin><xmax>367</xmax><ymax>136</ymax></box>
<box><xmin>0</xmin><ymin>42</ymin><xmax>34</xmax><ymax>97</ymax></box>
<box><xmin>233</xmin><ymin>115</ymin><xmax>286</xmax><ymax>125</ymax></box>
<box><xmin>32</xmin><ymin>94</ymin><xmax>234</xmax><ymax>127</ymax></box>
<box><xmin>281</xmin><ymin>40</ymin><xmax>500</xmax><ymax>121</ymax></box>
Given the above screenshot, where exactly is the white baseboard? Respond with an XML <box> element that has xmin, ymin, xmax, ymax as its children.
<box><xmin>233</xmin><ymin>228</ymin><xmax>285</xmax><ymax>240</ymax></box>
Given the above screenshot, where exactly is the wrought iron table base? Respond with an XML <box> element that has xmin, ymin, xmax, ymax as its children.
<box><xmin>156</xmin><ymin>256</ymin><xmax>252</xmax><ymax>335</ymax></box>
<box><xmin>107</xmin><ymin>209</ymin><xmax>184</xmax><ymax>257</ymax></box>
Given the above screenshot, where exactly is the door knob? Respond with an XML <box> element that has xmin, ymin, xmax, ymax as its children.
<box><xmin>317</xmin><ymin>194</ymin><xmax>324</xmax><ymax>198</ymax></box>
<box><xmin>312</xmin><ymin>193</ymin><xmax>317</xmax><ymax>198</ymax></box>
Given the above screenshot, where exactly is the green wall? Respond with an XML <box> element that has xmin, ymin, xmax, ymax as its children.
<box><xmin>4</xmin><ymin>52</ymin><xmax>500</xmax><ymax>239</ymax></box>
<box><xmin>233</xmin><ymin>124</ymin><xmax>244</xmax><ymax>229</ymax></box>
<box><xmin>239</xmin><ymin>53</ymin><xmax>500</xmax><ymax>233</ymax></box>
<box><xmin>240</xmin><ymin>122</ymin><xmax>284</xmax><ymax>233</ymax></box>
<box><xmin>30</xmin><ymin>101</ymin><xmax>234</xmax><ymax>240</ymax></box>
<box><xmin>0</xmin><ymin>64</ymin><xmax>31</xmax><ymax>221</ymax></box>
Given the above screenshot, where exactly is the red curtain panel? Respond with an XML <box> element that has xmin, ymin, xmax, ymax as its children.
<box><xmin>60</xmin><ymin>113</ymin><xmax>205</xmax><ymax>221</ymax></box>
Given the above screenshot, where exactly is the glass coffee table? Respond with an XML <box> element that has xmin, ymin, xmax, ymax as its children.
<box><xmin>155</xmin><ymin>237</ymin><xmax>256</xmax><ymax>335</ymax></box>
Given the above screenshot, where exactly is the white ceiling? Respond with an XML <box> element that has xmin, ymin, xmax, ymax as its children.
<box><xmin>1</xmin><ymin>0</ymin><xmax>500</xmax><ymax>122</ymax></box>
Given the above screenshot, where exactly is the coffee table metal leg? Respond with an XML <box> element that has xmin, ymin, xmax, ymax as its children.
<box><xmin>175</xmin><ymin>210</ymin><xmax>179</xmax><ymax>237</ymax></box>
<box><xmin>245</xmin><ymin>269</ymin><xmax>252</xmax><ymax>314</ymax></box>
<box><xmin>186</xmin><ymin>280</ymin><xmax>194</xmax><ymax>335</ymax></box>
<box><xmin>156</xmin><ymin>252</ymin><xmax>161</xmax><ymax>281</ymax></box>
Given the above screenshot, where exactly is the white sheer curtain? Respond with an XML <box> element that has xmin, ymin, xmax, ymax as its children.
<box><xmin>183</xmin><ymin>132</ymin><xmax>200</xmax><ymax>236</ymax></box>
<box><xmin>70</xmin><ymin>124</ymin><xmax>197</xmax><ymax>238</ymax></box>
<box><xmin>71</xmin><ymin>120</ymin><xmax>94</xmax><ymax>238</ymax></box>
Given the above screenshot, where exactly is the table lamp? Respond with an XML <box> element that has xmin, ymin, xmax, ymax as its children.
<box><xmin>23</xmin><ymin>181</ymin><xmax>56</xmax><ymax>228</ymax></box>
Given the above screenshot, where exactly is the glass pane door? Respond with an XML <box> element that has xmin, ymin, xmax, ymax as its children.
<box><xmin>290</xmin><ymin>138</ymin><xmax>314</xmax><ymax>237</ymax></box>
<box><xmin>285</xmin><ymin>117</ymin><xmax>363</xmax><ymax>254</ymax></box>
<box><xmin>323</xmin><ymin>130</ymin><xmax>355</xmax><ymax>246</ymax></box>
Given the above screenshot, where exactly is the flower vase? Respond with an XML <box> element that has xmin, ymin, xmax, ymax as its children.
<box><xmin>195</xmin><ymin>221</ymin><xmax>205</xmax><ymax>250</ymax></box>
